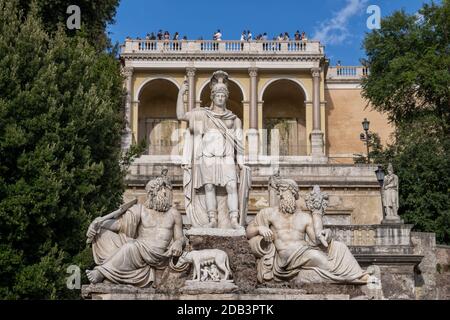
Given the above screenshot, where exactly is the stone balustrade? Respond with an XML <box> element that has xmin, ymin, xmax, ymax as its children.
<box><xmin>328</xmin><ymin>224</ymin><xmax>413</xmax><ymax>248</ymax></box>
<box><xmin>326</xmin><ymin>223</ymin><xmax>424</xmax><ymax>269</ymax></box>
<box><xmin>121</xmin><ymin>39</ymin><xmax>324</xmax><ymax>55</ymax></box>
<box><xmin>125</xmin><ymin>159</ymin><xmax>381</xmax><ymax>187</ymax></box>
<box><xmin>327</xmin><ymin>66</ymin><xmax>370</xmax><ymax>79</ymax></box>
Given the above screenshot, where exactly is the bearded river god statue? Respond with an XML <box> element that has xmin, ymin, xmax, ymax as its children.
<box><xmin>85</xmin><ymin>170</ymin><xmax>185</xmax><ymax>287</ymax></box>
<box><xmin>177</xmin><ymin>71</ymin><xmax>251</xmax><ymax>230</ymax></box>
<box><xmin>246</xmin><ymin>175</ymin><xmax>379</xmax><ymax>285</ymax></box>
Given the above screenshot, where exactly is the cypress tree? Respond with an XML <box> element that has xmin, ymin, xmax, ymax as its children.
<box><xmin>0</xmin><ymin>0</ymin><xmax>125</xmax><ymax>298</ymax></box>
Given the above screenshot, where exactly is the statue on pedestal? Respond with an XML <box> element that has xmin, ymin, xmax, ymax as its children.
<box><xmin>177</xmin><ymin>70</ymin><xmax>251</xmax><ymax>229</ymax></box>
<box><xmin>247</xmin><ymin>176</ymin><xmax>376</xmax><ymax>285</ymax></box>
<box><xmin>85</xmin><ymin>170</ymin><xmax>185</xmax><ymax>287</ymax></box>
<box><xmin>382</xmin><ymin>163</ymin><xmax>401</xmax><ymax>222</ymax></box>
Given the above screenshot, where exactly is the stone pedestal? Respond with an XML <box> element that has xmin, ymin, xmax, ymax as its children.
<box><xmin>181</xmin><ymin>280</ymin><xmax>238</xmax><ymax>294</ymax></box>
<box><xmin>185</xmin><ymin>228</ymin><xmax>258</xmax><ymax>293</ymax></box>
<box><xmin>310</xmin><ymin>130</ymin><xmax>324</xmax><ymax>157</ymax></box>
<box><xmin>247</xmin><ymin>129</ymin><xmax>259</xmax><ymax>161</ymax></box>
<box><xmin>381</xmin><ymin>216</ymin><xmax>404</xmax><ymax>225</ymax></box>
<box><xmin>299</xmin><ymin>283</ymin><xmax>383</xmax><ymax>300</ymax></box>
<box><xmin>81</xmin><ymin>283</ymin><xmax>352</xmax><ymax>300</ymax></box>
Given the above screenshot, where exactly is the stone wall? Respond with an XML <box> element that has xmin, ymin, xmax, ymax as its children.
<box><xmin>411</xmin><ymin>232</ymin><xmax>450</xmax><ymax>300</ymax></box>
<box><xmin>435</xmin><ymin>245</ymin><xmax>450</xmax><ymax>299</ymax></box>
<box><xmin>125</xmin><ymin>163</ymin><xmax>384</xmax><ymax>225</ymax></box>
<box><xmin>411</xmin><ymin>232</ymin><xmax>437</xmax><ymax>299</ymax></box>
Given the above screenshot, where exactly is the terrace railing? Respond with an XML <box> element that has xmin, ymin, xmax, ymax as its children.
<box><xmin>121</xmin><ymin>39</ymin><xmax>324</xmax><ymax>55</ymax></box>
<box><xmin>327</xmin><ymin>66</ymin><xmax>370</xmax><ymax>79</ymax></box>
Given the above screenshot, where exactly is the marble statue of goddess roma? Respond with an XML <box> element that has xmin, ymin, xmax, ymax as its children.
<box><xmin>85</xmin><ymin>170</ymin><xmax>185</xmax><ymax>287</ymax></box>
<box><xmin>247</xmin><ymin>177</ymin><xmax>376</xmax><ymax>284</ymax></box>
<box><xmin>177</xmin><ymin>71</ymin><xmax>251</xmax><ymax>229</ymax></box>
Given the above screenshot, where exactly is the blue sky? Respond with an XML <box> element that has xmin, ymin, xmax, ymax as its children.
<box><xmin>108</xmin><ymin>0</ymin><xmax>431</xmax><ymax>65</ymax></box>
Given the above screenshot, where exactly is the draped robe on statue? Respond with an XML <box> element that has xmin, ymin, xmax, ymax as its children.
<box><xmin>91</xmin><ymin>204</ymin><xmax>170</xmax><ymax>287</ymax></box>
<box><xmin>248</xmin><ymin>208</ymin><xmax>368</xmax><ymax>284</ymax></box>
<box><xmin>383</xmin><ymin>174</ymin><xmax>399</xmax><ymax>216</ymax></box>
<box><xmin>182</xmin><ymin>107</ymin><xmax>245</xmax><ymax>228</ymax></box>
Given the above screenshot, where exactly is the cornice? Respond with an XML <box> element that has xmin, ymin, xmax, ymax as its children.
<box><xmin>121</xmin><ymin>53</ymin><xmax>324</xmax><ymax>63</ymax></box>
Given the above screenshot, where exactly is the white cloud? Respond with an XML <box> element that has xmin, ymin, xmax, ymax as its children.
<box><xmin>313</xmin><ymin>0</ymin><xmax>368</xmax><ymax>45</ymax></box>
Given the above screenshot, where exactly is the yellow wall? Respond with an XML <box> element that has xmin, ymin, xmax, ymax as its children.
<box><xmin>325</xmin><ymin>88</ymin><xmax>393</xmax><ymax>163</ymax></box>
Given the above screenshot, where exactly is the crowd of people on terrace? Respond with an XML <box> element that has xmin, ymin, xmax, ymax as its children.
<box><xmin>126</xmin><ymin>29</ymin><xmax>308</xmax><ymax>42</ymax></box>
<box><xmin>239</xmin><ymin>30</ymin><xmax>308</xmax><ymax>41</ymax></box>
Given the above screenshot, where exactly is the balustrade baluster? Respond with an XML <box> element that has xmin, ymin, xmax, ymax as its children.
<box><xmin>125</xmin><ymin>39</ymin><xmax>330</xmax><ymax>58</ymax></box>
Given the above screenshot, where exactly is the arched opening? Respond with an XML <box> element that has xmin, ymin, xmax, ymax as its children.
<box><xmin>138</xmin><ymin>79</ymin><xmax>179</xmax><ymax>155</ymax></box>
<box><xmin>262</xmin><ymin>79</ymin><xmax>307</xmax><ymax>156</ymax></box>
<box><xmin>199</xmin><ymin>79</ymin><xmax>244</xmax><ymax>119</ymax></box>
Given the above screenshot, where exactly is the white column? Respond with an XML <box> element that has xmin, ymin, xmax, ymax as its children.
<box><xmin>311</xmin><ymin>67</ymin><xmax>324</xmax><ymax>157</ymax></box>
<box><xmin>248</xmin><ymin>67</ymin><xmax>259</xmax><ymax>160</ymax></box>
<box><xmin>122</xmin><ymin>66</ymin><xmax>133</xmax><ymax>151</ymax></box>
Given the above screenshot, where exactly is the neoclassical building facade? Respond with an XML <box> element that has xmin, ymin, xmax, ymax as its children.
<box><xmin>120</xmin><ymin>38</ymin><xmax>393</xmax><ymax>227</ymax></box>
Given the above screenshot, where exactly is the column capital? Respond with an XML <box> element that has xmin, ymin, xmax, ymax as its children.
<box><xmin>186</xmin><ymin>67</ymin><xmax>196</xmax><ymax>77</ymax></box>
<box><xmin>123</xmin><ymin>66</ymin><xmax>133</xmax><ymax>77</ymax></box>
<box><xmin>248</xmin><ymin>67</ymin><xmax>258</xmax><ymax>77</ymax></box>
<box><xmin>311</xmin><ymin>67</ymin><xmax>321</xmax><ymax>79</ymax></box>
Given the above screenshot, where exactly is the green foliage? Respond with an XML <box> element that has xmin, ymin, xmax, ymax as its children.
<box><xmin>0</xmin><ymin>0</ymin><xmax>124</xmax><ymax>298</ymax></box>
<box><xmin>362</xmin><ymin>1</ymin><xmax>450</xmax><ymax>124</ymax></box>
<box><xmin>361</xmin><ymin>0</ymin><xmax>450</xmax><ymax>243</ymax></box>
<box><xmin>120</xmin><ymin>139</ymin><xmax>147</xmax><ymax>169</ymax></box>
<box><xmin>387</xmin><ymin>117</ymin><xmax>450</xmax><ymax>244</ymax></box>
<box><xmin>17</xmin><ymin>0</ymin><xmax>120</xmax><ymax>50</ymax></box>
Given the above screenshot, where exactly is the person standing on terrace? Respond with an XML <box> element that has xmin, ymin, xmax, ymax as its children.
<box><xmin>301</xmin><ymin>31</ymin><xmax>308</xmax><ymax>41</ymax></box>
<box><xmin>214</xmin><ymin>29</ymin><xmax>222</xmax><ymax>41</ymax></box>
<box><xmin>240</xmin><ymin>31</ymin><xmax>246</xmax><ymax>41</ymax></box>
